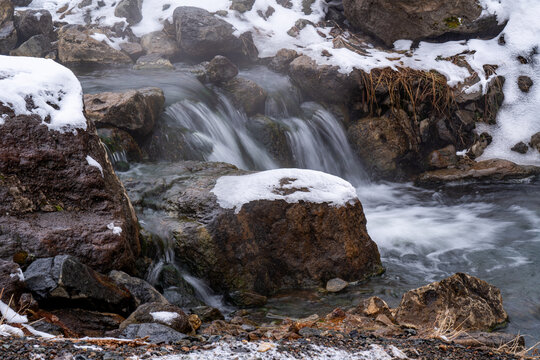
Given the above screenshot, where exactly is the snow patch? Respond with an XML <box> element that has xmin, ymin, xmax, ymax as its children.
<box><xmin>211</xmin><ymin>169</ymin><xmax>358</xmax><ymax>214</ymax></box>
<box><xmin>0</xmin><ymin>300</ymin><xmax>28</xmax><ymax>324</ymax></box>
<box><xmin>0</xmin><ymin>55</ymin><xmax>86</xmax><ymax>132</ymax></box>
<box><xmin>107</xmin><ymin>222</ymin><xmax>122</xmax><ymax>235</ymax></box>
<box><xmin>0</xmin><ymin>324</ymin><xmax>24</xmax><ymax>337</ymax></box>
<box><xmin>150</xmin><ymin>311</ymin><xmax>180</xmax><ymax>325</ymax></box>
<box><xmin>89</xmin><ymin>32</ymin><xmax>122</xmax><ymax>51</ymax></box>
<box><xmin>86</xmin><ymin>155</ymin><xmax>104</xmax><ymax>177</ymax></box>
<box><xmin>21</xmin><ymin>324</ymin><xmax>55</xmax><ymax>339</ymax></box>
<box><xmin>9</xmin><ymin>268</ymin><xmax>24</xmax><ymax>282</ymax></box>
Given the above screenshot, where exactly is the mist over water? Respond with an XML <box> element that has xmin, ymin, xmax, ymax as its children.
<box><xmin>78</xmin><ymin>65</ymin><xmax>540</xmax><ymax>344</ymax></box>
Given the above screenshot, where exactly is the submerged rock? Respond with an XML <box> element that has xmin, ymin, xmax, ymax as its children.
<box><xmin>134</xmin><ymin>53</ymin><xmax>174</xmax><ymax>70</ymax></box>
<box><xmin>395</xmin><ymin>273</ymin><xmax>508</xmax><ymax>332</ymax></box>
<box><xmin>120</xmin><ymin>163</ymin><xmax>383</xmax><ymax>296</ymax></box>
<box><xmin>342</xmin><ymin>0</ymin><xmax>503</xmax><ymax>47</ymax></box>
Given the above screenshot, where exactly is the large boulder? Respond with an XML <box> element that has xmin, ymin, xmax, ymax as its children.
<box><xmin>120</xmin><ymin>163</ymin><xmax>383</xmax><ymax>296</ymax></box>
<box><xmin>140</xmin><ymin>31</ymin><xmax>178</xmax><ymax>59</ymax></box>
<box><xmin>84</xmin><ymin>87</ymin><xmax>165</xmax><ymax>138</ymax></box>
<box><xmin>0</xmin><ymin>56</ymin><xmax>140</xmax><ymax>273</ymax></box>
<box><xmin>24</xmin><ymin>255</ymin><xmax>135</xmax><ymax>314</ymax></box>
<box><xmin>14</xmin><ymin>9</ymin><xmax>54</xmax><ymax>43</ymax></box>
<box><xmin>10</xmin><ymin>34</ymin><xmax>51</xmax><ymax>57</ymax></box>
<box><xmin>348</xmin><ymin>109</ymin><xmax>421</xmax><ymax>180</ymax></box>
<box><xmin>58</xmin><ymin>26</ymin><xmax>132</xmax><ymax>65</ymax></box>
<box><xmin>395</xmin><ymin>273</ymin><xmax>508</xmax><ymax>331</ymax></box>
<box><xmin>289</xmin><ymin>55</ymin><xmax>355</xmax><ymax>104</ymax></box>
<box><xmin>342</xmin><ymin>0</ymin><xmax>504</xmax><ymax>47</ymax></box>
<box><xmin>109</xmin><ymin>270</ymin><xmax>168</xmax><ymax>308</ymax></box>
<box><xmin>173</xmin><ymin>6</ymin><xmax>243</xmax><ymax>60</ymax></box>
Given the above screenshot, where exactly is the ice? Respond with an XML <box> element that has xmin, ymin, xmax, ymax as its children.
<box><xmin>0</xmin><ymin>300</ymin><xmax>28</xmax><ymax>324</ymax></box>
<box><xmin>0</xmin><ymin>324</ymin><xmax>24</xmax><ymax>337</ymax></box>
<box><xmin>86</xmin><ymin>155</ymin><xmax>104</xmax><ymax>177</ymax></box>
<box><xmin>150</xmin><ymin>311</ymin><xmax>179</xmax><ymax>325</ymax></box>
<box><xmin>211</xmin><ymin>168</ymin><xmax>358</xmax><ymax>214</ymax></box>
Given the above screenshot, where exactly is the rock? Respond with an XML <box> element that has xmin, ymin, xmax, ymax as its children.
<box><xmin>530</xmin><ymin>132</ymin><xmax>540</xmax><ymax>152</ymax></box>
<box><xmin>0</xmin><ymin>74</ymin><xmax>140</xmax><ymax>273</ymax></box>
<box><xmin>119</xmin><ymin>42</ymin><xmax>144</xmax><ymax>61</ymax></box>
<box><xmin>511</xmin><ymin>141</ymin><xmax>528</xmax><ymax>154</ymax></box>
<box><xmin>246</xmin><ymin>115</ymin><xmax>293</xmax><ymax>166</ymax></box>
<box><xmin>155</xmin><ymin>264</ymin><xmax>202</xmax><ymax>308</ymax></box>
<box><xmin>109</xmin><ymin>270</ymin><xmax>167</xmax><ymax>308</ymax></box>
<box><xmin>114</xmin><ymin>0</ymin><xmax>143</xmax><ymax>25</ymax></box>
<box><xmin>173</xmin><ymin>6</ymin><xmax>242</xmax><ymax>60</ymax></box>
<box><xmin>201</xmin><ymin>320</ymin><xmax>246</xmax><ymax>336</ymax></box>
<box><xmin>48</xmin><ymin>308</ymin><xmax>125</xmax><ymax>337</ymax></box>
<box><xmin>222</xmin><ymin>77</ymin><xmax>267</xmax><ymax>116</ymax></box>
<box><xmin>517</xmin><ymin>75</ymin><xmax>533</xmax><ymax>93</ymax></box>
<box><xmin>395</xmin><ymin>273</ymin><xmax>508</xmax><ymax>332</ymax></box>
<box><xmin>452</xmin><ymin>332</ymin><xmax>525</xmax><ymax>350</ymax></box>
<box><xmin>0</xmin><ymin>0</ymin><xmax>13</xmax><ymax>25</ymax></box>
<box><xmin>119</xmin><ymin>323</ymin><xmax>187</xmax><ymax>344</ymax></box>
<box><xmin>134</xmin><ymin>53</ymin><xmax>174</xmax><ymax>70</ymax></box>
<box><xmin>9</xmin><ymin>34</ymin><xmax>51</xmax><ymax>57</ymax></box>
<box><xmin>428</xmin><ymin>145</ymin><xmax>457</xmax><ymax>169</ymax></box>
<box><xmin>119</xmin><ymin>302</ymin><xmax>191</xmax><ymax>334</ymax></box>
<box><xmin>467</xmin><ymin>132</ymin><xmax>492</xmax><ymax>159</ymax></box>
<box><xmin>227</xmin><ymin>291</ymin><xmax>267</xmax><ymax>308</ymax></box>
<box><xmin>205</xmin><ymin>55</ymin><xmax>238</xmax><ymax>83</ymax></box>
<box><xmin>13</xmin><ymin>9</ymin><xmax>54</xmax><ymax>43</ymax></box>
<box><xmin>140</xmin><ymin>31</ymin><xmax>178</xmax><ymax>58</ymax></box>
<box><xmin>0</xmin><ymin>21</ymin><xmax>17</xmax><ymax>54</ymax></box>
<box><xmin>342</xmin><ymin>0</ymin><xmax>503</xmax><ymax>47</ymax></box>
<box><xmin>58</xmin><ymin>26</ymin><xmax>132</xmax><ymax>65</ymax></box>
<box><xmin>239</xmin><ymin>31</ymin><xmax>259</xmax><ymax>61</ymax></box>
<box><xmin>416</xmin><ymin>159</ymin><xmax>540</xmax><ymax>186</ymax></box>
<box><xmin>12</xmin><ymin>0</ymin><xmax>32</xmax><ymax>6</ymax></box>
<box><xmin>230</xmin><ymin>0</ymin><xmax>255</xmax><ymax>13</ymax></box>
<box><xmin>0</xmin><ymin>260</ymin><xmax>25</xmax><ymax>305</ymax></box>
<box><xmin>84</xmin><ymin>87</ymin><xmax>165</xmax><ymax>137</ymax></box>
<box><xmin>190</xmin><ymin>306</ymin><xmax>224</xmax><ymax>322</ymax></box>
<box><xmin>326</xmin><ymin>278</ymin><xmax>348</xmax><ymax>293</ymax></box>
<box><xmin>287</xmin><ymin>18</ymin><xmax>314</xmax><ymax>37</ymax></box>
<box><xmin>268</xmin><ymin>48</ymin><xmax>299</xmax><ymax>73</ymax></box>
<box><xmin>289</xmin><ymin>55</ymin><xmax>355</xmax><ymax>104</ymax></box>
<box><xmin>120</xmin><ymin>163</ymin><xmax>383</xmax><ymax>296</ymax></box>
<box><xmin>97</xmin><ymin>127</ymin><xmax>143</xmax><ymax>168</ymax></box>
<box><xmin>353</xmin><ymin>296</ymin><xmax>394</xmax><ymax>321</ymax></box>
<box><xmin>348</xmin><ymin>109</ymin><xmax>420</xmax><ymax>180</ymax></box>
<box><xmin>24</xmin><ymin>255</ymin><xmax>135</xmax><ymax>314</ymax></box>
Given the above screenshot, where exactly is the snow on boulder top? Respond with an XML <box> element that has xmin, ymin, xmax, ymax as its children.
<box><xmin>0</xmin><ymin>55</ymin><xmax>86</xmax><ymax>132</ymax></box>
<box><xmin>211</xmin><ymin>169</ymin><xmax>358</xmax><ymax>214</ymax></box>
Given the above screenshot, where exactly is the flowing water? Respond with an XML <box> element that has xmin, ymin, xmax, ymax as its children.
<box><xmin>77</xmin><ymin>65</ymin><xmax>540</xmax><ymax>345</ymax></box>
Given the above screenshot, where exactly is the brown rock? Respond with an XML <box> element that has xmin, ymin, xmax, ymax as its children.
<box><xmin>395</xmin><ymin>273</ymin><xmax>508</xmax><ymax>331</ymax></box>
<box><xmin>0</xmin><ymin>259</ymin><xmax>25</xmax><ymax>305</ymax></box>
<box><xmin>511</xmin><ymin>141</ymin><xmax>528</xmax><ymax>154</ymax></box>
<box><xmin>49</xmin><ymin>308</ymin><xmax>125</xmax><ymax>337</ymax></box>
<box><xmin>201</xmin><ymin>320</ymin><xmax>246</xmax><ymax>336</ymax></box>
<box><xmin>0</xmin><ymin>0</ymin><xmax>13</xmax><ymax>25</ymax></box>
<box><xmin>428</xmin><ymin>145</ymin><xmax>457</xmax><ymax>169</ymax></box>
<box><xmin>222</xmin><ymin>77</ymin><xmax>267</xmax><ymax>116</ymax></box>
<box><xmin>227</xmin><ymin>291</ymin><xmax>267</xmax><ymax>308</ymax></box>
<box><xmin>343</xmin><ymin>0</ymin><xmax>503</xmax><ymax>47</ymax></box>
<box><xmin>326</xmin><ymin>278</ymin><xmax>348</xmax><ymax>293</ymax></box>
<box><xmin>416</xmin><ymin>159</ymin><xmax>540</xmax><ymax>186</ymax></box>
<box><xmin>140</xmin><ymin>31</ymin><xmax>178</xmax><ymax>58</ymax></box>
<box><xmin>0</xmin><ymin>21</ymin><xmax>17</xmax><ymax>54</ymax></box>
<box><xmin>530</xmin><ymin>132</ymin><xmax>540</xmax><ymax>152</ymax></box>
<box><xmin>120</xmin><ymin>302</ymin><xmax>191</xmax><ymax>334</ymax></box>
<box><xmin>205</xmin><ymin>55</ymin><xmax>238</xmax><ymax>83</ymax></box>
<box><xmin>13</xmin><ymin>9</ymin><xmax>54</xmax><ymax>43</ymax></box>
<box><xmin>58</xmin><ymin>26</ymin><xmax>132</xmax><ymax>65</ymax></box>
<box><xmin>119</xmin><ymin>42</ymin><xmax>144</xmax><ymax>61</ymax></box>
<box><xmin>84</xmin><ymin>87</ymin><xmax>165</xmax><ymax>137</ymax></box>
<box><xmin>517</xmin><ymin>75</ymin><xmax>533</xmax><ymax>93</ymax></box>
<box><xmin>353</xmin><ymin>296</ymin><xmax>394</xmax><ymax>321</ymax></box>
<box><xmin>269</xmin><ymin>48</ymin><xmax>300</xmax><ymax>73</ymax></box>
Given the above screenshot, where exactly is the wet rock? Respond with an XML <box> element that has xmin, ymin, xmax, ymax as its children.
<box><xmin>84</xmin><ymin>87</ymin><xmax>165</xmax><ymax>138</ymax></box>
<box><xmin>395</xmin><ymin>273</ymin><xmax>508</xmax><ymax>332</ymax></box>
<box><xmin>511</xmin><ymin>141</ymin><xmax>528</xmax><ymax>154</ymax></box>
<box><xmin>204</xmin><ymin>55</ymin><xmax>238</xmax><ymax>83</ymax></box>
<box><xmin>287</xmin><ymin>18</ymin><xmax>313</xmax><ymax>37</ymax></box>
<box><xmin>230</xmin><ymin>0</ymin><xmax>255</xmax><ymax>13</ymax></box>
<box><xmin>201</xmin><ymin>320</ymin><xmax>246</xmax><ymax>336</ymax></box>
<box><xmin>140</xmin><ymin>31</ymin><xmax>178</xmax><ymax>59</ymax></box>
<box><xmin>268</xmin><ymin>48</ymin><xmax>300</xmax><ymax>73</ymax></box>
<box><xmin>342</xmin><ymin>0</ymin><xmax>503</xmax><ymax>47</ymax></box>
<box><xmin>119</xmin><ymin>42</ymin><xmax>144</xmax><ymax>61</ymax></box>
<box><xmin>109</xmin><ymin>270</ymin><xmax>167</xmax><ymax>308</ymax></box>
<box><xmin>416</xmin><ymin>159</ymin><xmax>540</xmax><ymax>186</ymax></box>
<box><xmin>190</xmin><ymin>306</ymin><xmax>224</xmax><ymax>322</ymax></box>
<box><xmin>119</xmin><ymin>302</ymin><xmax>191</xmax><ymax>334</ymax></box>
<box><xmin>134</xmin><ymin>53</ymin><xmax>174</xmax><ymax>70</ymax></box>
<box><xmin>222</xmin><ymin>77</ymin><xmax>267</xmax><ymax>116</ymax></box>
<box><xmin>530</xmin><ymin>132</ymin><xmax>540</xmax><ymax>152</ymax></box>
<box><xmin>24</xmin><ymin>255</ymin><xmax>135</xmax><ymax>314</ymax></box>
<box><xmin>326</xmin><ymin>278</ymin><xmax>348</xmax><ymax>293</ymax></box>
<box><xmin>155</xmin><ymin>264</ymin><xmax>202</xmax><ymax>308</ymax></box>
<box><xmin>348</xmin><ymin>109</ymin><xmax>420</xmax><ymax>180</ymax></box>
<box><xmin>9</xmin><ymin>34</ymin><xmax>51</xmax><ymax>57</ymax></box>
<box><xmin>119</xmin><ymin>323</ymin><xmax>187</xmax><ymax>344</ymax></box>
<box><xmin>247</xmin><ymin>115</ymin><xmax>293</xmax><ymax>167</ymax></box>
<box><xmin>114</xmin><ymin>0</ymin><xmax>143</xmax><ymax>25</ymax></box>
<box><xmin>0</xmin><ymin>0</ymin><xmax>13</xmax><ymax>25</ymax></box>
<box><xmin>239</xmin><ymin>31</ymin><xmax>259</xmax><ymax>62</ymax></box>
<box><xmin>173</xmin><ymin>6</ymin><xmax>242</xmax><ymax>60</ymax></box>
<box><xmin>353</xmin><ymin>296</ymin><xmax>394</xmax><ymax>321</ymax></box>
<box><xmin>0</xmin><ymin>21</ymin><xmax>17</xmax><ymax>54</ymax></box>
<box><xmin>0</xmin><ymin>100</ymin><xmax>140</xmax><ymax>273</ymax></box>
<box><xmin>12</xmin><ymin>0</ymin><xmax>33</xmax><ymax>6</ymax></box>
<box><xmin>0</xmin><ymin>260</ymin><xmax>25</xmax><ymax>305</ymax></box>
<box><xmin>13</xmin><ymin>9</ymin><xmax>54</xmax><ymax>43</ymax></box>
<box><xmin>97</xmin><ymin>127</ymin><xmax>143</xmax><ymax>166</ymax></box>
<box><xmin>467</xmin><ymin>132</ymin><xmax>492</xmax><ymax>159</ymax></box>
<box><xmin>227</xmin><ymin>291</ymin><xmax>267</xmax><ymax>308</ymax></box>
<box><xmin>58</xmin><ymin>26</ymin><xmax>132</xmax><ymax>64</ymax></box>
<box><xmin>428</xmin><ymin>145</ymin><xmax>457</xmax><ymax>169</ymax></box>
<box><xmin>49</xmin><ymin>308</ymin><xmax>125</xmax><ymax>337</ymax></box>
<box><xmin>517</xmin><ymin>75</ymin><xmax>533</xmax><ymax>93</ymax></box>
<box><xmin>120</xmin><ymin>163</ymin><xmax>383</xmax><ymax>296</ymax></box>
<box><xmin>289</xmin><ymin>55</ymin><xmax>355</xmax><ymax>104</ymax></box>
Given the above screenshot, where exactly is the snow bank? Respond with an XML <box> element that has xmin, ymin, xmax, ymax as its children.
<box><xmin>211</xmin><ymin>169</ymin><xmax>358</xmax><ymax>213</ymax></box>
<box><xmin>150</xmin><ymin>311</ymin><xmax>179</xmax><ymax>325</ymax></box>
<box><xmin>0</xmin><ymin>55</ymin><xmax>86</xmax><ymax>132</ymax></box>
<box><xmin>86</xmin><ymin>155</ymin><xmax>104</xmax><ymax>176</ymax></box>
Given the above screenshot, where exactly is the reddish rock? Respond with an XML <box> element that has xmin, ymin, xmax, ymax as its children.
<box><xmin>428</xmin><ymin>145</ymin><xmax>457</xmax><ymax>169</ymax></box>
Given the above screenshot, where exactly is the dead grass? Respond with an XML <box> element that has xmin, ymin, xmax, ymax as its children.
<box><xmin>496</xmin><ymin>335</ymin><xmax>540</xmax><ymax>359</ymax></box>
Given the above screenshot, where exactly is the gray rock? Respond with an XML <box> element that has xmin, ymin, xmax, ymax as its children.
<box><xmin>119</xmin><ymin>42</ymin><xmax>144</xmax><ymax>61</ymax></box>
<box><xmin>518</xmin><ymin>75</ymin><xmax>533</xmax><ymax>93</ymax></box>
<box><xmin>140</xmin><ymin>31</ymin><xmax>178</xmax><ymax>58</ymax></box>
<box><xmin>120</xmin><ymin>323</ymin><xmax>187</xmax><ymax>344</ymax></box>
<box><xmin>205</xmin><ymin>55</ymin><xmax>238</xmax><ymax>83</ymax></box>
<box><xmin>134</xmin><ymin>53</ymin><xmax>174</xmax><ymax>70</ymax></box>
<box><xmin>14</xmin><ymin>9</ymin><xmax>54</xmax><ymax>43</ymax></box>
<box><xmin>511</xmin><ymin>142</ymin><xmax>528</xmax><ymax>154</ymax></box>
<box><xmin>114</xmin><ymin>0</ymin><xmax>143</xmax><ymax>25</ymax></box>
<box><xmin>222</xmin><ymin>77</ymin><xmax>267</xmax><ymax>116</ymax></box>
<box><xmin>173</xmin><ymin>6</ymin><xmax>242</xmax><ymax>60</ymax></box>
<box><xmin>530</xmin><ymin>132</ymin><xmax>540</xmax><ymax>152</ymax></box>
<box><xmin>230</xmin><ymin>0</ymin><xmax>255</xmax><ymax>13</ymax></box>
<box><xmin>119</xmin><ymin>302</ymin><xmax>191</xmax><ymax>333</ymax></box>
<box><xmin>190</xmin><ymin>306</ymin><xmax>224</xmax><ymax>322</ymax></box>
<box><xmin>10</xmin><ymin>34</ymin><xmax>51</xmax><ymax>57</ymax></box>
<box><xmin>24</xmin><ymin>255</ymin><xmax>134</xmax><ymax>314</ymax></box>
<box><xmin>326</xmin><ymin>278</ymin><xmax>348</xmax><ymax>293</ymax></box>
<box><xmin>269</xmin><ymin>48</ymin><xmax>299</xmax><ymax>73</ymax></box>
<box><xmin>247</xmin><ymin>115</ymin><xmax>293</xmax><ymax>166</ymax></box>
<box><xmin>227</xmin><ymin>291</ymin><xmax>267</xmax><ymax>308</ymax></box>
<box><xmin>0</xmin><ymin>21</ymin><xmax>17</xmax><ymax>55</ymax></box>
<box><xmin>109</xmin><ymin>270</ymin><xmax>168</xmax><ymax>308</ymax></box>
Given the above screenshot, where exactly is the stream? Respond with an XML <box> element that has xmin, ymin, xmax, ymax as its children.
<box><xmin>77</xmin><ymin>64</ymin><xmax>540</xmax><ymax>345</ymax></box>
